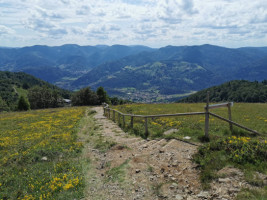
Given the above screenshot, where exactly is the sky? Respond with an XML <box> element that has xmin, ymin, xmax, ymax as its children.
<box><xmin>1</xmin><ymin>0</ymin><xmax>267</xmax><ymax>48</ymax></box>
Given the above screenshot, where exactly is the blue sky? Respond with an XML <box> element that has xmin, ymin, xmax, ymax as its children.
<box><xmin>1</xmin><ymin>0</ymin><xmax>267</xmax><ymax>48</ymax></box>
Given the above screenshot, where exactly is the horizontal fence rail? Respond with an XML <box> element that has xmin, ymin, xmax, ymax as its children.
<box><xmin>106</xmin><ymin>108</ymin><xmax>205</xmax><ymax>118</ymax></box>
<box><xmin>209</xmin><ymin>112</ymin><xmax>262</xmax><ymax>136</ymax></box>
<box><xmin>206</xmin><ymin>102</ymin><xmax>233</xmax><ymax>110</ymax></box>
<box><xmin>103</xmin><ymin>98</ymin><xmax>262</xmax><ymax>139</ymax></box>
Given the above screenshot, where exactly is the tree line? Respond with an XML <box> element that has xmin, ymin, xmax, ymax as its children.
<box><xmin>0</xmin><ymin>85</ymin><xmax>129</xmax><ymax>112</ymax></box>
<box><xmin>179</xmin><ymin>80</ymin><xmax>267</xmax><ymax>103</ymax></box>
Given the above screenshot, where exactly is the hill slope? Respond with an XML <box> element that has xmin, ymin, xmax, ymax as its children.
<box><xmin>178</xmin><ymin>80</ymin><xmax>267</xmax><ymax>103</ymax></box>
<box><xmin>0</xmin><ymin>71</ymin><xmax>71</xmax><ymax>110</ymax></box>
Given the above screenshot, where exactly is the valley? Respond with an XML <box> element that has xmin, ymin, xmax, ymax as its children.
<box><xmin>1</xmin><ymin>44</ymin><xmax>267</xmax><ymax>102</ymax></box>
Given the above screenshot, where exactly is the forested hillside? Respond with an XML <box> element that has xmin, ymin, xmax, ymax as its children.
<box><xmin>179</xmin><ymin>80</ymin><xmax>267</xmax><ymax>103</ymax></box>
<box><xmin>0</xmin><ymin>71</ymin><xmax>71</xmax><ymax>111</ymax></box>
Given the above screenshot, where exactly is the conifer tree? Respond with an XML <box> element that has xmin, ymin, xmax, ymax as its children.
<box><xmin>17</xmin><ymin>96</ymin><xmax>30</xmax><ymax>111</ymax></box>
<box><xmin>96</xmin><ymin>86</ymin><xmax>110</xmax><ymax>104</ymax></box>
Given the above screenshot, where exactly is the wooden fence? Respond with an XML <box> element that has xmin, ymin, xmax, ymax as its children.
<box><xmin>103</xmin><ymin>92</ymin><xmax>262</xmax><ymax>138</ymax></box>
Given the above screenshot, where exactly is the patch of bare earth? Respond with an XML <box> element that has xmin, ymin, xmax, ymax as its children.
<box><xmin>81</xmin><ymin>107</ymin><xmax>261</xmax><ymax>200</ymax></box>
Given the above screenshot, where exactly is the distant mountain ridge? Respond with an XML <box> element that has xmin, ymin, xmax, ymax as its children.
<box><xmin>0</xmin><ymin>44</ymin><xmax>155</xmax><ymax>84</ymax></box>
<box><xmin>71</xmin><ymin>44</ymin><xmax>267</xmax><ymax>102</ymax></box>
<box><xmin>1</xmin><ymin>44</ymin><xmax>267</xmax><ymax>102</ymax></box>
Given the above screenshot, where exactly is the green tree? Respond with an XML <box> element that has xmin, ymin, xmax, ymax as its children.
<box><xmin>71</xmin><ymin>87</ymin><xmax>99</xmax><ymax>106</ymax></box>
<box><xmin>17</xmin><ymin>96</ymin><xmax>30</xmax><ymax>111</ymax></box>
<box><xmin>0</xmin><ymin>96</ymin><xmax>10</xmax><ymax>112</ymax></box>
<box><xmin>28</xmin><ymin>86</ymin><xmax>63</xmax><ymax>109</ymax></box>
<box><xmin>96</xmin><ymin>86</ymin><xmax>110</xmax><ymax>104</ymax></box>
<box><xmin>110</xmin><ymin>97</ymin><xmax>119</xmax><ymax>105</ymax></box>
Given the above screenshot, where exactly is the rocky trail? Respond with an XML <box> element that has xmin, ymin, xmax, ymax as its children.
<box><xmin>81</xmin><ymin>107</ymin><xmax>257</xmax><ymax>200</ymax></box>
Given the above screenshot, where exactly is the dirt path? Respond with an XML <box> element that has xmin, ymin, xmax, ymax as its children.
<box><xmin>81</xmin><ymin>107</ymin><xmax>251</xmax><ymax>200</ymax></box>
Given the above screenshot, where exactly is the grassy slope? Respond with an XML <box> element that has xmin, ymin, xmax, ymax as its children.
<box><xmin>0</xmin><ymin>107</ymin><xmax>86</xmax><ymax>199</ymax></box>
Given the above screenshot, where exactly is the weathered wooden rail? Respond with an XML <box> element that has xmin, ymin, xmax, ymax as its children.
<box><xmin>104</xmin><ymin>106</ymin><xmax>205</xmax><ymax>138</ymax></box>
<box><xmin>103</xmin><ymin>92</ymin><xmax>262</xmax><ymax>138</ymax></box>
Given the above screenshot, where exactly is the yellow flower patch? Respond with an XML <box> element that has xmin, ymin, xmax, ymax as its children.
<box><xmin>0</xmin><ymin>107</ymin><xmax>86</xmax><ymax>199</ymax></box>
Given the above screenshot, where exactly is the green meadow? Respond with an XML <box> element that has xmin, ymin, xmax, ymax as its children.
<box><xmin>0</xmin><ymin>107</ymin><xmax>86</xmax><ymax>200</ymax></box>
<box><xmin>112</xmin><ymin>103</ymin><xmax>267</xmax><ymax>141</ymax></box>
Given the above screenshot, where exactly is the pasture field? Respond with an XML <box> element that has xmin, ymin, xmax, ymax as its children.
<box><xmin>0</xmin><ymin>107</ymin><xmax>86</xmax><ymax>200</ymax></box>
<box><xmin>113</xmin><ymin>103</ymin><xmax>267</xmax><ymax>140</ymax></box>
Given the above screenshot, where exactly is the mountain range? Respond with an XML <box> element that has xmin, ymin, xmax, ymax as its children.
<box><xmin>0</xmin><ymin>44</ymin><xmax>154</xmax><ymax>85</ymax></box>
<box><xmin>0</xmin><ymin>44</ymin><xmax>267</xmax><ymax>102</ymax></box>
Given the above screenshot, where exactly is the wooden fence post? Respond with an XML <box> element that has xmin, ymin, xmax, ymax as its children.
<box><xmin>228</xmin><ymin>103</ymin><xmax>233</xmax><ymax>133</ymax></box>
<box><xmin>103</xmin><ymin>107</ymin><xmax>106</xmax><ymax>116</ymax></box>
<box><xmin>113</xmin><ymin>110</ymin><xmax>115</xmax><ymax>122</ymax></box>
<box><xmin>131</xmin><ymin>116</ymin><xmax>134</xmax><ymax>128</ymax></box>
<box><xmin>122</xmin><ymin>115</ymin><xmax>125</xmax><ymax>127</ymax></box>
<box><xmin>204</xmin><ymin>91</ymin><xmax>210</xmax><ymax>138</ymax></box>
<box><xmin>108</xmin><ymin>109</ymin><xmax>110</xmax><ymax>119</ymax></box>
<box><xmin>118</xmin><ymin>113</ymin><xmax>121</xmax><ymax>126</ymax></box>
<box><xmin>145</xmin><ymin>117</ymin><xmax>148</xmax><ymax>138</ymax></box>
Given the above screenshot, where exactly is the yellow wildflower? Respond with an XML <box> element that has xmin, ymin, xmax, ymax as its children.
<box><xmin>63</xmin><ymin>183</ymin><xmax>74</xmax><ymax>190</ymax></box>
<box><xmin>29</xmin><ymin>184</ymin><xmax>34</xmax><ymax>190</ymax></box>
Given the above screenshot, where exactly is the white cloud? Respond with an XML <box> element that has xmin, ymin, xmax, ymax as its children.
<box><xmin>0</xmin><ymin>0</ymin><xmax>267</xmax><ymax>47</ymax></box>
<box><xmin>0</xmin><ymin>25</ymin><xmax>14</xmax><ymax>35</ymax></box>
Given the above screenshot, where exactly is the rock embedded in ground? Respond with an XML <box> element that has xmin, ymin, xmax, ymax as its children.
<box><xmin>197</xmin><ymin>191</ymin><xmax>210</xmax><ymax>199</ymax></box>
<box><xmin>41</xmin><ymin>156</ymin><xmax>48</xmax><ymax>161</ymax></box>
<box><xmin>175</xmin><ymin>194</ymin><xmax>184</xmax><ymax>200</ymax></box>
<box><xmin>183</xmin><ymin>136</ymin><xmax>191</xmax><ymax>140</ymax></box>
<box><xmin>218</xmin><ymin>178</ymin><xmax>231</xmax><ymax>183</ymax></box>
<box><xmin>163</xmin><ymin>128</ymin><xmax>179</xmax><ymax>135</ymax></box>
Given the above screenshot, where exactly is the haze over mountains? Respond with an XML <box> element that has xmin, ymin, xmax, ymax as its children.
<box><xmin>0</xmin><ymin>44</ymin><xmax>267</xmax><ymax>102</ymax></box>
